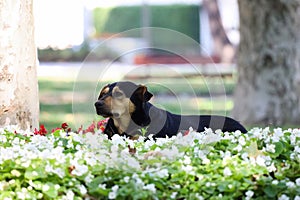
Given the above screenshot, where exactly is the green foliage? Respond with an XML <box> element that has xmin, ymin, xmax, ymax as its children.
<box><xmin>93</xmin><ymin>4</ymin><xmax>200</xmax><ymax>42</ymax></box>
<box><xmin>37</xmin><ymin>42</ymin><xmax>90</xmax><ymax>62</ymax></box>
<box><xmin>0</xmin><ymin>126</ymin><xmax>299</xmax><ymax>199</ymax></box>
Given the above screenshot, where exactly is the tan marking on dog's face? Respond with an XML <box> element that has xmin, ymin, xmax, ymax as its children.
<box><xmin>98</xmin><ymin>86</ymin><xmax>134</xmax><ymax>133</ymax></box>
<box><xmin>99</xmin><ymin>85</ymin><xmax>110</xmax><ymax>99</ymax></box>
<box><xmin>111</xmin><ymin>86</ymin><xmax>135</xmax><ymax>117</ymax></box>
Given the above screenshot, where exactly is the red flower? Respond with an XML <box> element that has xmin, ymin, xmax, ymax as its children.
<box><xmin>77</xmin><ymin>118</ymin><xmax>108</xmax><ymax>134</ymax></box>
<box><xmin>34</xmin><ymin>124</ymin><xmax>48</xmax><ymax>136</ymax></box>
<box><xmin>97</xmin><ymin>118</ymin><xmax>108</xmax><ymax>132</ymax></box>
<box><xmin>77</xmin><ymin>125</ymin><xmax>83</xmax><ymax>133</ymax></box>
<box><xmin>183</xmin><ymin>130</ymin><xmax>190</xmax><ymax>136</ymax></box>
<box><xmin>85</xmin><ymin>122</ymin><xmax>96</xmax><ymax>133</ymax></box>
<box><xmin>61</xmin><ymin>123</ymin><xmax>68</xmax><ymax>130</ymax></box>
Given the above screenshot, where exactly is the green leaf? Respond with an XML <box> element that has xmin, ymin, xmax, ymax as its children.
<box><xmin>274</xmin><ymin>142</ymin><xmax>284</xmax><ymax>155</ymax></box>
<box><xmin>25</xmin><ymin>165</ymin><xmax>47</xmax><ymax>180</ymax></box>
<box><xmin>88</xmin><ymin>176</ymin><xmax>109</xmax><ymax>195</ymax></box>
<box><xmin>217</xmin><ymin>183</ymin><xmax>226</xmax><ymax>192</ymax></box>
<box><xmin>0</xmin><ymin>191</ymin><xmax>15</xmax><ymax>199</ymax></box>
<box><xmin>52</xmin><ymin>129</ymin><xmax>62</xmax><ymax>137</ymax></box>
<box><xmin>42</xmin><ymin>182</ymin><xmax>58</xmax><ymax>198</ymax></box>
<box><xmin>263</xmin><ymin>185</ymin><xmax>277</xmax><ymax>198</ymax></box>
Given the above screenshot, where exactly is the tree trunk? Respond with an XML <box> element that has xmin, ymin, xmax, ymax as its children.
<box><xmin>0</xmin><ymin>0</ymin><xmax>39</xmax><ymax>129</ymax></box>
<box><xmin>232</xmin><ymin>1</ymin><xmax>300</xmax><ymax>126</ymax></box>
<box><xmin>202</xmin><ymin>0</ymin><xmax>235</xmax><ymax>63</ymax></box>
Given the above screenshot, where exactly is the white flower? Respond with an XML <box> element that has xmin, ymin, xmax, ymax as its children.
<box><xmin>144</xmin><ymin>139</ymin><xmax>155</xmax><ymax>150</ymax></box>
<box><xmin>267</xmin><ymin>163</ymin><xmax>276</xmax><ymax>172</ymax></box>
<box><xmin>294</xmin><ymin>196</ymin><xmax>300</xmax><ymax>200</ymax></box>
<box><xmin>256</xmin><ymin>155</ymin><xmax>266</xmax><ymax>166</ymax></box>
<box><xmin>170</xmin><ymin>192</ymin><xmax>177</xmax><ymax>199</ymax></box>
<box><xmin>155</xmin><ymin>138</ymin><xmax>170</xmax><ymax>147</ymax></box>
<box><xmin>272</xmin><ymin>128</ymin><xmax>283</xmax><ymax>142</ymax></box>
<box><xmin>42</xmin><ymin>184</ymin><xmax>50</xmax><ymax>192</ymax></box>
<box><xmin>204</xmin><ymin>129</ymin><xmax>221</xmax><ymax>144</ymax></box>
<box><xmin>286</xmin><ymin>181</ymin><xmax>296</xmax><ymax>188</ymax></box>
<box><xmin>245</xmin><ymin>190</ymin><xmax>254</xmax><ymax>200</ymax></box>
<box><xmin>127</xmin><ymin>139</ymin><xmax>134</xmax><ymax>148</ymax></box>
<box><xmin>223</xmin><ymin>167</ymin><xmax>232</xmax><ymax>176</ymax></box>
<box><xmin>295</xmin><ymin>146</ymin><xmax>300</xmax><ymax>153</ymax></box>
<box><xmin>124</xmin><ymin>176</ymin><xmax>130</xmax><ymax>183</ymax></box>
<box><xmin>11</xmin><ymin>169</ymin><xmax>21</xmax><ymax>177</ymax></box>
<box><xmin>234</xmin><ymin>130</ymin><xmax>242</xmax><ymax>137</ymax></box>
<box><xmin>223</xmin><ymin>132</ymin><xmax>235</xmax><ymax>141</ymax></box>
<box><xmin>77</xmin><ymin>184</ymin><xmax>87</xmax><ymax>195</ymax></box>
<box><xmin>84</xmin><ymin>173</ymin><xmax>94</xmax><ymax>184</ymax></box>
<box><xmin>195</xmin><ymin>193</ymin><xmax>204</xmax><ymax>200</ymax></box>
<box><xmin>143</xmin><ymin>184</ymin><xmax>156</xmax><ymax>193</ymax></box>
<box><xmin>272</xmin><ymin>180</ymin><xmax>279</xmax><ymax>185</ymax></box>
<box><xmin>266</xmin><ymin>144</ymin><xmax>276</xmax><ymax>153</ymax></box>
<box><xmin>108</xmin><ymin>185</ymin><xmax>119</xmax><ymax>199</ymax></box>
<box><xmin>55</xmin><ymin>184</ymin><xmax>60</xmax><ymax>190</ymax></box>
<box><xmin>0</xmin><ymin>135</ymin><xmax>7</xmax><ymax>143</ymax></box>
<box><xmin>160</xmin><ymin>146</ymin><xmax>179</xmax><ymax>160</ymax></box>
<box><xmin>12</xmin><ymin>137</ymin><xmax>20</xmax><ymax>145</ymax></box>
<box><xmin>290</xmin><ymin>134</ymin><xmax>296</xmax><ymax>145</ymax></box>
<box><xmin>8</xmin><ymin>180</ymin><xmax>15</xmax><ymax>185</ymax></box>
<box><xmin>32</xmin><ymin>171</ymin><xmax>38</xmax><ymax>177</ymax></box>
<box><xmin>296</xmin><ymin>178</ymin><xmax>300</xmax><ymax>186</ymax></box>
<box><xmin>241</xmin><ymin>152</ymin><xmax>249</xmax><ymax>161</ymax></box>
<box><xmin>65</xmin><ymin>190</ymin><xmax>74</xmax><ymax>200</ymax></box>
<box><xmin>251</xmin><ymin>128</ymin><xmax>263</xmax><ymax>139</ymax></box>
<box><xmin>182</xmin><ymin>165</ymin><xmax>194</xmax><ymax>174</ymax></box>
<box><xmin>132</xmin><ymin>174</ymin><xmax>144</xmax><ymax>186</ymax></box>
<box><xmin>274</xmin><ymin>128</ymin><xmax>283</xmax><ymax>137</ymax></box>
<box><xmin>111</xmin><ymin>134</ymin><xmax>126</xmax><ymax>147</ymax></box>
<box><xmin>155</xmin><ymin>169</ymin><xmax>169</xmax><ymax>178</ymax></box>
<box><xmin>234</xmin><ymin>144</ymin><xmax>243</xmax><ymax>152</ymax></box>
<box><xmin>278</xmin><ymin>194</ymin><xmax>289</xmax><ymax>200</ymax></box>
<box><xmin>71</xmin><ymin>164</ymin><xmax>88</xmax><ymax>176</ymax></box>
<box><xmin>202</xmin><ymin>157</ymin><xmax>210</xmax><ymax>165</ymax></box>
<box><xmin>183</xmin><ymin>156</ymin><xmax>191</xmax><ymax>165</ymax></box>
<box><xmin>98</xmin><ymin>184</ymin><xmax>106</xmax><ymax>189</ymax></box>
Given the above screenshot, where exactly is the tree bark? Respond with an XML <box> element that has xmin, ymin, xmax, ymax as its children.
<box><xmin>202</xmin><ymin>0</ymin><xmax>235</xmax><ymax>63</ymax></box>
<box><xmin>232</xmin><ymin>1</ymin><xmax>300</xmax><ymax>126</ymax></box>
<box><xmin>0</xmin><ymin>0</ymin><xmax>39</xmax><ymax>129</ymax></box>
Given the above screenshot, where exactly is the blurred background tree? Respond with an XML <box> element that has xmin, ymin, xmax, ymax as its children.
<box><xmin>233</xmin><ymin>1</ymin><xmax>300</xmax><ymax>126</ymax></box>
<box><xmin>202</xmin><ymin>0</ymin><xmax>235</xmax><ymax>63</ymax></box>
<box><xmin>0</xmin><ymin>0</ymin><xmax>39</xmax><ymax>129</ymax></box>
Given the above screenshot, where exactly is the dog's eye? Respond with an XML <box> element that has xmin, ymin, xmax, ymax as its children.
<box><xmin>113</xmin><ymin>91</ymin><xmax>124</xmax><ymax>98</ymax></box>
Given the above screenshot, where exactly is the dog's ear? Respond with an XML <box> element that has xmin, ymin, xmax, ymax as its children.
<box><xmin>135</xmin><ymin>85</ymin><xmax>153</xmax><ymax>102</ymax></box>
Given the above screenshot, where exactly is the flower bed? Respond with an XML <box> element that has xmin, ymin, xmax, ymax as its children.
<box><xmin>0</xmin><ymin>126</ymin><xmax>299</xmax><ymax>199</ymax></box>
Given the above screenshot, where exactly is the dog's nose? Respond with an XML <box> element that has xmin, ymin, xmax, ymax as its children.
<box><xmin>94</xmin><ymin>101</ymin><xmax>104</xmax><ymax>107</ymax></box>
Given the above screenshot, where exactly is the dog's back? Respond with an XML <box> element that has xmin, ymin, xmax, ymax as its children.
<box><xmin>144</xmin><ymin>103</ymin><xmax>247</xmax><ymax>138</ymax></box>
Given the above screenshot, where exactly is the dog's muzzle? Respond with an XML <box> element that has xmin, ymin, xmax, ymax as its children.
<box><xmin>94</xmin><ymin>101</ymin><xmax>112</xmax><ymax>117</ymax></box>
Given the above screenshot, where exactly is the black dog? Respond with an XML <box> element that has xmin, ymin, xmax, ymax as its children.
<box><xmin>95</xmin><ymin>81</ymin><xmax>247</xmax><ymax>139</ymax></box>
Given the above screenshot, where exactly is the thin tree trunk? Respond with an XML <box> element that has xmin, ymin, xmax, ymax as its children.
<box><xmin>202</xmin><ymin>0</ymin><xmax>235</xmax><ymax>63</ymax></box>
<box><xmin>232</xmin><ymin>0</ymin><xmax>300</xmax><ymax>126</ymax></box>
<box><xmin>0</xmin><ymin>0</ymin><xmax>39</xmax><ymax>129</ymax></box>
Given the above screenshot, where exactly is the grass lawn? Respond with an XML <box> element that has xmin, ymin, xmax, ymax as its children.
<box><xmin>39</xmin><ymin>77</ymin><xmax>236</xmax><ymax>130</ymax></box>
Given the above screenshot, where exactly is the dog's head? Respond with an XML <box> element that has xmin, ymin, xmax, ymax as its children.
<box><xmin>95</xmin><ymin>81</ymin><xmax>153</xmax><ymax>119</ymax></box>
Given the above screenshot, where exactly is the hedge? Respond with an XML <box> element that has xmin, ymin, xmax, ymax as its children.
<box><xmin>93</xmin><ymin>4</ymin><xmax>200</xmax><ymax>43</ymax></box>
